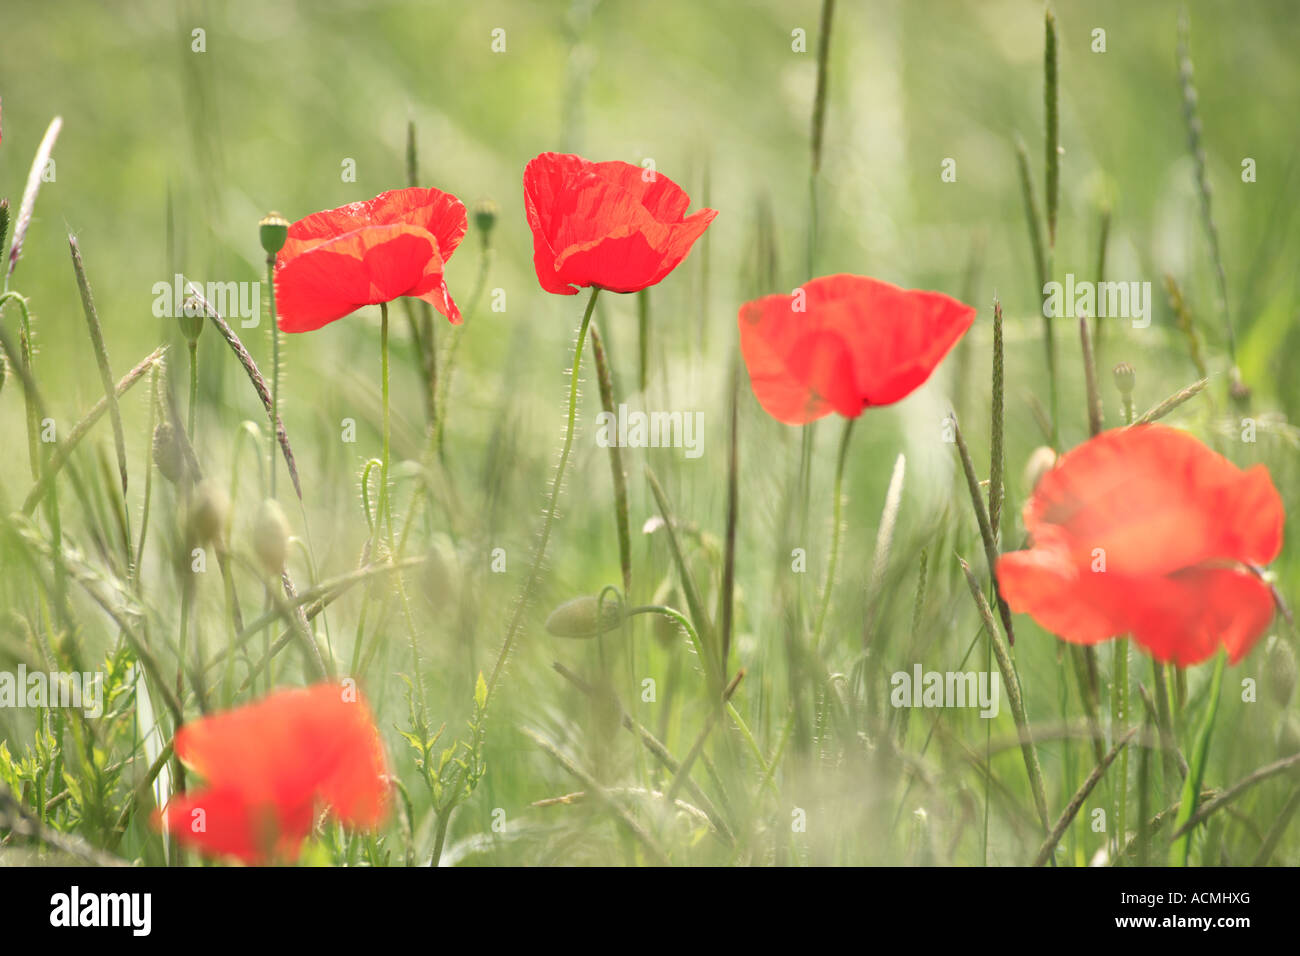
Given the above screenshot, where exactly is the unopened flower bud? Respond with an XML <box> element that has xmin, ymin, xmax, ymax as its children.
<box><xmin>1277</xmin><ymin>713</ymin><xmax>1300</xmax><ymax>766</ymax></box>
<box><xmin>544</xmin><ymin>594</ymin><xmax>624</xmax><ymax>639</ymax></box>
<box><xmin>152</xmin><ymin>420</ymin><xmax>186</xmax><ymax>484</ymax></box>
<box><xmin>1266</xmin><ymin>638</ymin><xmax>1297</xmax><ymax>705</ymax></box>
<box><xmin>420</xmin><ymin>534</ymin><xmax>461</xmax><ymax>609</ymax></box>
<box><xmin>252</xmin><ymin>498</ymin><xmax>291</xmax><ymax>576</ymax></box>
<box><xmin>1023</xmin><ymin>446</ymin><xmax>1058</xmax><ymax>494</ymax></box>
<box><xmin>189</xmin><ymin>479</ymin><xmax>229</xmax><ymax>546</ymax></box>
<box><xmin>259</xmin><ymin>211</ymin><xmax>289</xmax><ymax>258</ymax></box>
<box><xmin>650</xmin><ymin>577</ymin><xmax>681</xmax><ymax>647</ymax></box>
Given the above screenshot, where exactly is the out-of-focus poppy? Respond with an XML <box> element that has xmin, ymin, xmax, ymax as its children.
<box><xmin>523</xmin><ymin>151</ymin><xmax>716</xmax><ymax>295</ymax></box>
<box><xmin>274</xmin><ymin>187</ymin><xmax>467</xmax><ymax>333</ymax></box>
<box><xmin>737</xmin><ymin>274</ymin><xmax>975</xmax><ymax>425</ymax></box>
<box><xmin>158</xmin><ymin>683</ymin><xmax>389</xmax><ymax>864</ymax></box>
<box><xmin>996</xmin><ymin>425</ymin><xmax>1284</xmax><ymax>666</ymax></box>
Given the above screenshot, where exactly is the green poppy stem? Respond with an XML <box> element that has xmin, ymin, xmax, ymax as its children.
<box><xmin>378</xmin><ymin>301</ymin><xmax>392</xmax><ymax>537</ymax></box>
<box><xmin>485</xmin><ymin>287</ymin><xmax>600</xmax><ymax>705</ymax></box>
<box><xmin>267</xmin><ymin>259</ymin><xmax>280</xmax><ymax>499</ymax></box>
<box><xmin>811</xmin><ymin>416</ymin><xmax>855</xmax><ymax>651</ymax></box>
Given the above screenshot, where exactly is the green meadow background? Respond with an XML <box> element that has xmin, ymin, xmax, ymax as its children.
<box><xmin>0</xmin><ymin>0</ymin><xmax>1297</xmax><ymax>865</ymax></box>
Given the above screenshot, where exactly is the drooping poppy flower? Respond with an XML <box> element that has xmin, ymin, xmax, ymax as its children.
<box><xmin>523</xmin><ymin>151</ymin><xmax>717</xmax><ymax>295</ymax></box>
<box><xmin>996</xmin><ymin>425</ymin><xmax>1284</xmax><ymax>666</ymax></box>
<box><xmin>274</xmin><ymin>187</ymin><xmax>467</xmax><ymax>333</ymax></box>
<box><xmin>737</xmin><ymin>274</ymin><xmax>975</xmax><ymax>425</ymax></box>
<box><xmin>157</xmin><ymin>683</ymin><xmax>389</xmax><ymax>864</ymax></box>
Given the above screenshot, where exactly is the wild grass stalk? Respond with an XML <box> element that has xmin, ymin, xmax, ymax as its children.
<box><xmin>958</xmin><ymin>557</ymin><xmax>1050</xmax><ymax>831</ymax></box>
<box><xmin>1033</xmin><ymin>726</ymin><xmax>1138</xmax><ymax>866</ymax></box>
<box><xmin>69</xmin><ymin>237</ymin><xmax>128</xmax><ymax>500</ymax></box>
<box><xmin>1170</xmin><ymin>651</ymin><xmax>1226</xmax><ymax>864</ymax></box>
<box><xmin>1177</xmin><ymin>10</ymin><xmax>1236</xmax><ymax>363</ymax></box>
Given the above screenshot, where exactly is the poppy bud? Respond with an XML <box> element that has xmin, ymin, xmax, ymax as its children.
<box><xmin>420</xmin><ymin>534</ymin><xmax>461</xmax><ymax>610</ymax></box>
<box><xmin>1022</xmin><ymin>446</ymin><xmax>1058</xmax><ymax>494</ymax></box>
<box><xmin>189</xmin><ymin>479</ymin><xmax>229</xmax><ymax>546</ymax></box>
<box><xmin>1112</xmin><ymin>362</ymin><xmax>1136</xmax><ymax>397</ymax></box>
<box><xmin>544</xmin><ymin>594</ymin><xmax>624</xmax><ymax>639</ymax></box>
<box><xmin>259</xmin><ymin>211</ymin><xmax>289</xmax><ymax>258</ymax></box>
<box><xmin>650</xmin><ymin>576</ymin><xmax>681</xmax><ymax>647</ymax></box>
<box><xmin>1266</xmin><ymin>638</ymin><xmax>1297</xmax><ymax>705</ymax></box>
<box><xmin>152</xmin><ymin>420</ymin><xmax>186</xmax><ymax>484</ymax></box>
<box><xmin>252</xmin><ymin>498</ymin><xmax>291</xmax><ymax>576</ymax></box>
<box><xmin>1228</xmin><ymin>366</ymin><xmax>1251</xmax><ymax>407</ymax></box>
<box><xmin>473</xmin><ymin>199</ymin><xmax>498</xmax><ymax>239</ymax></box>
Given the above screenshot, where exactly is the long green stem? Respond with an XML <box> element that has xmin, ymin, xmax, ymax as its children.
<box><xmin>378</xmin><ymin>302</ymin><xmax>392</xmax><ymax>536</ymax></box>
<box><xmin>267</xmin><ymin>259</ymin><xmax>280</xmax><ymax>498</ymax></box>
<box><xmin>187</xmin><ymin>340</ymin><xmax>198</xmax><ymax>440</ymax></box>
<box><xmin>811</xmin><ymin>417</ymin><xmax>855</xmax><ymax>651</ymax></box>
<box><xmin>485</xmin><ymin>288</ymin><xmax>600</xmax><ymax>704</ymax></box>
<box><xmin>1170</xmin><ymin>651</ymin><xmax>1226</xmax><ymax>865</ymax></box>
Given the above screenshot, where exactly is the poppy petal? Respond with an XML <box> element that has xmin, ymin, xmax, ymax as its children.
<box><xmin>738</xmin><ymin>274</ymin><xmax>974</xmax><ymax>424</ymax></box>
<box><xmin>1025</xmin><ymin>425</ymin><xmax>1285</xmax><ymax>577</ymax></box>
<box><xmin>276</xmin><ymin>225</ymin><xmax>445</xmax><ymax>332</ymax></box>
<box><xmin>523</xmin><ymin>151</ymin><xmax>715</xmax><ymax>295</ymax></box>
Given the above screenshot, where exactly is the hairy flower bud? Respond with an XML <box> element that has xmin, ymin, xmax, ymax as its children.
<box><xmin>252</xmin><ymin>498</ymin><xmax>291</xmax><ymax>576</ymax></box>
<box><xmin>152</xmin><ymin>420</ymin><xmax>186</xmax><ymax>484</ymax></box>
<box><xmin>544</xmin><ymin>594</ymin><xmax>624</xmax><ymax>639</ymax></box>
<box><xmin>189</xmin><ymin>479</ymin><xmax>229</xmax><ymax>546</ymax></box>
<box><xmin>1266</xmin><ymin>637</ymin><xmax>1297</xmax><ymax>705</ymax></box>
<box><xmin>1022</xmin><ymin>445</ymin><xmax>1058</xmax><ymax>494</ymax></box>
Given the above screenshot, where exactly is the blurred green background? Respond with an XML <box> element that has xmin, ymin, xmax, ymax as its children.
<box><xmin>1</xmin><ymin>0</ymin><xmax>1297</xmax><ymax>864</ymax></box>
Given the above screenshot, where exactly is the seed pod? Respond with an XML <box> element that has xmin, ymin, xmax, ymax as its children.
<box><xmin>189</xmin><ymin>479</ymin><xmax>229</xmax><ymax>546</ymax></box>
<box><xmin>1112</xmin><ymin>362</ymin><xmax>1136</xmax><ymax>397</ymax></box>
<box><xmin>1266</xmin><ymin>638</ymin><xmax>1297</xmax><ymax>705</ymax></box>
<box><xmin>473</xmin><ymin>199</ymin><xmax>498</xmax><ymax>240</ymax></box>
<box><xmin>1022</xmin><ymin>446</ymin><xmax>1058</xmax><ymax>494</ymax></box>
<box><xmin>544</xmin><ymin>594</ymin><xmax>624</xmax><ymax>639</ymax></box>
<box><xmin>178</xmin><ymin>292</ymin><xmax>205</xmax><ymax>343</ymax></box>
<box><xmin>152</xmin><ymin>420</ymin><xmax>186</xmax><ymax>484</ymax></box>
<box><xmin>252</xmin><ymin>498</ymin><xmax>291</xmax><ymax>576</ymax></box>
<box><xmin>259</xmin><ymin>211</ymin><xmax>289</xmax><ymax>257</ymax></box>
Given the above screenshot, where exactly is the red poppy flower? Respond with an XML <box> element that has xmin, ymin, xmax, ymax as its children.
<box><xmin>157</xmin><ymin>683</ymin><xmax>389</xmax><ymax>863</ymax></box>
<box><xmin>523</xmin><ymin>151</ymin><xmax>717</xmax><ymax>295</ymax></box>
<box><xmin>996</xmin><ymin>425</ymin><xmax>1284</xmax><ymax>666</ymax></box>
<box><xmin>274</xmin><ymin>187</ymin><xmax>467</xmax><ymax>333</ymax></box>
<box><xmin>737</xmin><ymin>274</ymin><xmax>974</xmax><ymax>425</ymax></box>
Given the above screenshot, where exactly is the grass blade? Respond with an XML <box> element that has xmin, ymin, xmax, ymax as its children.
<box><xmin>69</xmin><ymin>236</ymin><xmax>129</xmax><ymax>497</ymax></box>
<box><xmin>6</xmin><ymin>116</ymin><xmax>62</xmax><ymax>283</ymax></box>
